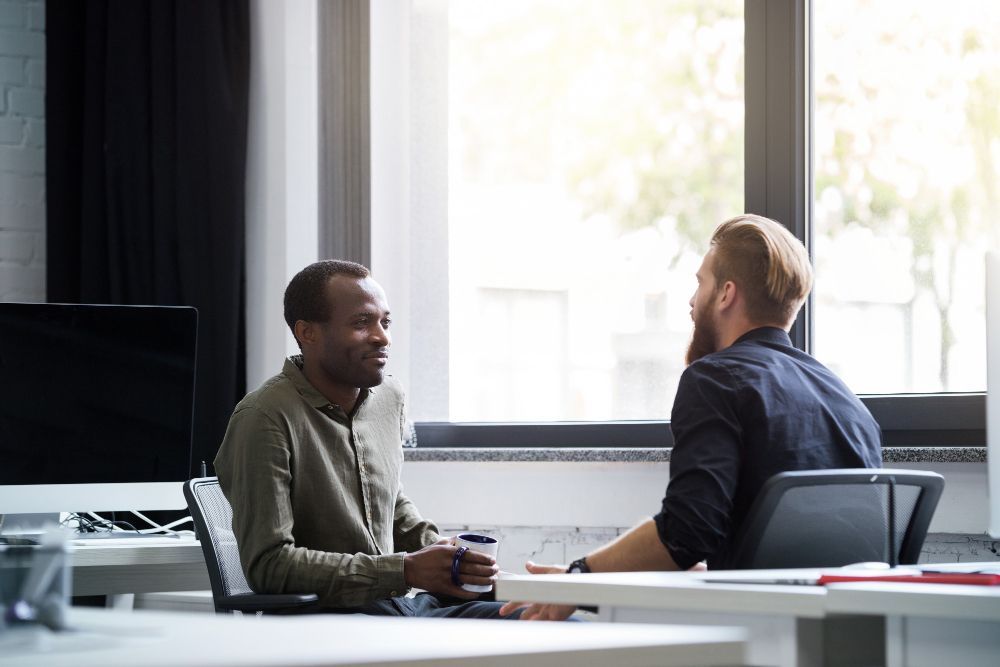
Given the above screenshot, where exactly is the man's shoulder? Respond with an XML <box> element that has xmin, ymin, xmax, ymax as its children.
<box><xmin>375</xmin><ymin>375</ymin><xmax>405</xmax><ymax>402</ymax></box>
<box><xmin>681</xmin><ymin>352</ymin><xmax>743</xmax><ymax>383</ymax></box>
<box><xmin>679</xmin><ymin>337</ymin><xmax>813</xmax><ymax>393</ymax></box>
<box><xmin>692</xmin><ymin>334</ymin><xmax>864</xmax><ymax>409</ymax></box>
<box><xmin>697</xmin><ymin>335</ymin><xmax>815</xmax><ymax>376</ymax></box>
<box><xmin>233</xmin><ymin>371</ymin><xmax>303</xmax><ymax>419</ymax></box>
<box><xmin>673</xmin><ymin>357</ymin><xmax>744</xmax><ymax>412</ymax></box>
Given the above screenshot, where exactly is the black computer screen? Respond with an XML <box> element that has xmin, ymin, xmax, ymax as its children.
<box><xmin>0</xmin><ymin>303</ymin><xmax>197</xmax><ymax>485</ymax></box>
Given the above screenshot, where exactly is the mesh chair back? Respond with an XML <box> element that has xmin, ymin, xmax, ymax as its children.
<box><xmin>727</xmin><ymin>469</ymin><xmax>944</xmax><ymax>569</ymax></box>
<box><xmin>183</xmin><ymin>477</ymin><xmax>253</xmax><ymax>610</ymax></box>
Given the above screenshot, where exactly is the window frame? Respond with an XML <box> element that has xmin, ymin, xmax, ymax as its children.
<box><xmin>329</xmin><ymin>0</ymin><xmax>986</xmax><ymax>448</ymax></box>
<box><xmin>413</xmin><ymin>393</ymin><xmax>985</xmax><ymax>448</ymax></box>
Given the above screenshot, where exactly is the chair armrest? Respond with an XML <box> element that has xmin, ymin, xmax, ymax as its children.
<box><xmin>217</xmin><ymin>592</ymin><xmax>319</xmax><ymax>613</ymax></box>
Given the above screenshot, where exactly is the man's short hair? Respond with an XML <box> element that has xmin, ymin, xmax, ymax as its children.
<box><xmin>283</xmin><ymin>260</ymin><xmax>370</xmax><ymax>341</ymax></box>
<box><xmin>709</xmin><ymin>214</ymin><xmax>813</xmax><ymax>326</ymax></box>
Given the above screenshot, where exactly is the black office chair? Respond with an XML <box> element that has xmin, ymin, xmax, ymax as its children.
<box><xmin>183</xmin><ymin>477</ymin><xmax>319</xmax><ymax>614</ymax></box>
<box><xmin>726</xmin><ymin>468</ymin><xmax>944</xmax><ymax>569</ymax></box>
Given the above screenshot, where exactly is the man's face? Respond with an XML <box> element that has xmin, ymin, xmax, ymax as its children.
<box><xmin>686</xmin><ymin>248</ymin><xmax>721</xmax><ymax>364</ymax></box>
<box><xmin>312</xmin><ymin>275</ymin><xmax>392</xmax><ymax>390</ymax></box>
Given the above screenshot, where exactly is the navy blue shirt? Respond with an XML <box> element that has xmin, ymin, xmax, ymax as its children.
<box><xmin>654</xmin><ymin>327</ymin><xmax>882</xmax><ymax>569</ymax></box>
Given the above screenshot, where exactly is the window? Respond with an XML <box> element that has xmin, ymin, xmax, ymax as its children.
<box><xmin>813</xmin><ymin>0</ymin><xmax>1000</xmax><ymax>395</ymax></box>
<box><xmin>365</xmin><ymin>0</ymin><xmax>991</xmax><ymax>445</ymax></box>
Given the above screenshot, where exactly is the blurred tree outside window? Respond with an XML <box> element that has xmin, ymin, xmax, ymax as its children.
<box><xmin>813</xmin><ymin>0</ymin><xmax>1000</xmax><ymax>394</ymax></box>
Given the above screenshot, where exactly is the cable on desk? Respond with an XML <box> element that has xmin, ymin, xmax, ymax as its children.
<box><xmin>124</xmin><ymin>510</ymin><xmax>194</xmax><ymax>536</ymax></box>
<box><xmin>61</xmin><ymin>512</ymin><xmax>132</xmax><ymax>536</ymax></box>
<box><xmin>64</xmin><ymin>511</ymin><xmax>194</xmax><ymax>538</ymax></box>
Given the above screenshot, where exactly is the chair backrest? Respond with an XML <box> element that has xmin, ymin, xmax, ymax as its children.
<box><xmin>726</xmin><ymin>468</ymin><xmax>944</xmax><ymax>569</ymax></box>
<box><xmin>183</xmin><ymin>477</ymin><xmax>254</xmax><ymax>611</ymax></box>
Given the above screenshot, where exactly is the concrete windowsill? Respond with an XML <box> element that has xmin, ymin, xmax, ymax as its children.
<box><xmin>403</xmin><ymin>447</ymin><xmax>985</xmax><ymax>464</ymax></box>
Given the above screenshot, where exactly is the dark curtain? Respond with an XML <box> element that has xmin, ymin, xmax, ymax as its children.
<box><xmin>45</xmin><ymin>0</ymin><xmax>249</xmax><ymax>482</ymax></box>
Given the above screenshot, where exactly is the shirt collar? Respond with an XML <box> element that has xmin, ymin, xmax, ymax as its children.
<box><xmin>732</xmin><ymin>326</ymin><xmax>792</xmax><ymax>347</ymax></box>
<box><xmin>282</xmin><ymin>355</ymin><xmax>373</xmax><ymax>412</ymax></box>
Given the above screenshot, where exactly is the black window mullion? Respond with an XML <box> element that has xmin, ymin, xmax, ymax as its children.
<box><xmin>744</xmin><ymin>0</ymin><xmax>812</xmax><ymax>353</ymax></box>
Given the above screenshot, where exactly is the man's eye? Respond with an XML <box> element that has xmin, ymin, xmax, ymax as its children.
<box><xmin>382</xmin><ymin>319</ymin><xmax>392</xmax><ymax>329</ymax></box>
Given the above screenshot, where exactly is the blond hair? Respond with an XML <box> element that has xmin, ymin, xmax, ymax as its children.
<box><xmin>709</xmin><ymin>214</ymin><xmax>813</xmax><ymax>326</ymax></box>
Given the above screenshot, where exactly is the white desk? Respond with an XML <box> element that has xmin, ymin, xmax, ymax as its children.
<box><xmin>498</xmin><ymin>569</ymin><xmax>881</xmax><ymax>667</ymax></box>
<box><xmin>0</xmin><ymin>607</ymin><xmax>747</xmax><ymax>667</ymax></box>
<box><xmin>499</xmin><ymin>565</ymin><xmax>1000</xmax><ymax>667</ymax></box>
<box><xmin>825</xmin><ymin>581</ymin><xmax>1000</xmax><ymax>667</ymax></box>
<box><xmin>70</xmin><ymin>539</ymin><xmax>209</xmax><ymax>597</ymax></box>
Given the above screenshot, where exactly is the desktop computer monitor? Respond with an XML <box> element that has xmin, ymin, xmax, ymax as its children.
<box><xmin>988</xmin><ymin>252</ymin><xmax>1000</xmax><ymax>538</ymax></box>
<box><xmin>0</xmin><ymin>303</ymin><xmax>197</xmax><ymax>514</ymax></box>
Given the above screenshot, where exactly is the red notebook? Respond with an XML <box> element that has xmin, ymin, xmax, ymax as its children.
<box><xmin>817</xmin><ymin>573</ymin><xmax>1000</xmax><ymax>586</ymax></box>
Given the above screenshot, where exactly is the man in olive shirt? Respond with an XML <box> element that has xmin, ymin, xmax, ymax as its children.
<box><xmin>215</xmin><ymin>260</ymin><xmax>511</xmax><ymax>617</ymax></box>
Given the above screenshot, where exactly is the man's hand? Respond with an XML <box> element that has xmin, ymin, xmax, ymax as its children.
<box><xmin>403</xmin><ymin>538</ymin><xmax>498</xmax><ymax>599</ymax></box>
<box><xmin>498</xmin><ymin>560</ymin><xmax>577</xmax><ymax>621</ymax></box>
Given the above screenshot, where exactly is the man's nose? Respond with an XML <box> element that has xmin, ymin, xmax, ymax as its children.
<box><xmin>371</xmin><ymin>323</ymin><xmax>390</xmax><ymax>346</ymax></box>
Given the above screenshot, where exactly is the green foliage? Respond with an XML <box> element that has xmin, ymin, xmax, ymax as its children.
<box><xmin>451</xmin><ymin>0</ymin><xmax>743</xmax><ymax>253</ymax></box>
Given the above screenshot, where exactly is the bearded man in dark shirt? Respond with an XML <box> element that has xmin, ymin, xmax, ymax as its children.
<box><xmin>501</xmin><ymin>214</ymin><xmax>882</xmax><ymax>621</ymax></box>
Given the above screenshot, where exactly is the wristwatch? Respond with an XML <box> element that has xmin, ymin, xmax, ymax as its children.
<box><xmin>566</xmin><ymin>556</ymin><xmax>599</xmax><ymax>613</ymax></box>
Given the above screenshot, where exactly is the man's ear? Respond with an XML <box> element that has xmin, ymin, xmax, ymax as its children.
<box><xmin>294</xmin><ymin>320</ymin><xmax>315</xmax><ymax>348</ymax></box>
<box><xmin>716</xmin><ymin>280</ymin><xmax>738</xmax><ymax>312</ymax></box>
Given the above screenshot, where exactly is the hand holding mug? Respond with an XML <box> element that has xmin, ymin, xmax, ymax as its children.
<box><xmin>452</xmin><ymin>533</ymin><xmax>500</xmax><ymax>593</ymax></box>
<box><xmin>403</xmin><ymin>536</ymin><xmax>497</xmax><ymax>598</ymax></box>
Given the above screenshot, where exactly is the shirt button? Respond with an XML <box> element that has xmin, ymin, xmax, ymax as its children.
<box><xmin>390</xmin><ymin>590</ymin><xmax>398</xmax><ymax>597</ymax></box>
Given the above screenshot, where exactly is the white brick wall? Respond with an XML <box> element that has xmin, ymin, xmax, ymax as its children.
<box><xmin>0</xmin><ymin>0</ymin><xmax>44</xmax><ymax>303</ymax></box>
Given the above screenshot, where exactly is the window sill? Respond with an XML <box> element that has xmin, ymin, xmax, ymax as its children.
<box><xmin>402</xmin><ymin>446</ymin><xmax>985</xmax><ymax>464</ymax></box>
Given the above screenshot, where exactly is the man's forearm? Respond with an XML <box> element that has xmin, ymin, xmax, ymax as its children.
<box><xmin>584</xmin><ymin>518</ymin><xmax>681</xmax><ymax>572</ymax></box>
<box><xmin>251</xmin><ymin>542</ymin><xmax>409</xmax><ymax>607</ymax></box>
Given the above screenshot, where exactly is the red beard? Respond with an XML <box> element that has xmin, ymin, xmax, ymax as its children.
<box><xmin>685</xmin><ymin>309</ymin><xmax>718</xmax><ymax>365</ymax></box>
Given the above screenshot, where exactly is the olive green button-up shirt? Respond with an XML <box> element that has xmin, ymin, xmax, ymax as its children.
<box><xmin>214</xmin><ymin>356</ymin><xmax>440</xmax><ymax>608</ymax></box>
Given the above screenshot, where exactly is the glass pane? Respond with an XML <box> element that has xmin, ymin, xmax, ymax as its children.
<box><xmin>445</xmin><ymin>0</ymin><xmax>744</xmax><ymax>421</ymax></box>
<box><xmin>814</xmin><ymin>0</ymin><xmax>1000</xmax><ymax>394</ymax></box>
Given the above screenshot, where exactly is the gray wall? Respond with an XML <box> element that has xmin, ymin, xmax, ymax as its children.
<box><xmin>0</xmin><ymin>0</ymin><xmax>44</xmax><ymax>302</ymax></box>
